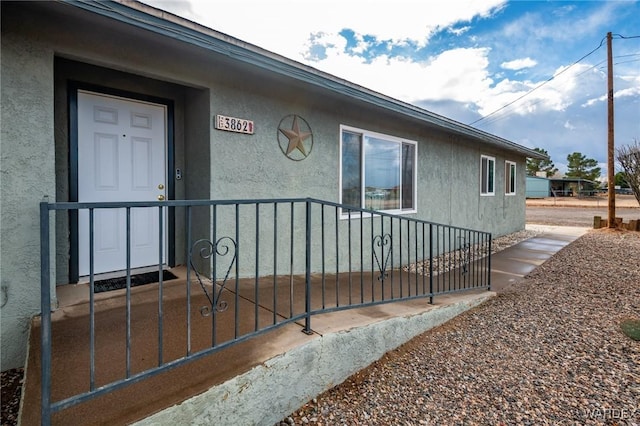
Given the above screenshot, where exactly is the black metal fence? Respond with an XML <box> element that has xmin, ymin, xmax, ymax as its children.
<box><xmin>40</xmin><ymin>198</ymin><xmax>491</xmax><ymax>424</ymax></box>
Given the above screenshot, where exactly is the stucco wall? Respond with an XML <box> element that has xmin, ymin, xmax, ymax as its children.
<box><xmin>1</xmin><ymin>24</ymin><xmax>56</xmax><ymax>370</ymax></box>
<box><xmin>198</xmin><ymin>77</ymin><xmax>527</xmax><ymax>276</ymax></box>
<box><xmin>1</xmin><ymin>1</ymin><xmax>528</xmax><ymax>369</ymax></box>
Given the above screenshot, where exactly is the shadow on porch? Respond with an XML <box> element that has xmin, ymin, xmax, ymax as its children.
<box><xmin>20</xmin><ymin>265</ymin><xmax>492</xmax><ymax>425</ymax></box>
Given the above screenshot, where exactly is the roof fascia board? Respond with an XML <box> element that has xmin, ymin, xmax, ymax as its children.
<box><xmin>60</xmin><ymin>0</ymin><xmax>547</xmax><ymax>160</ymax></box>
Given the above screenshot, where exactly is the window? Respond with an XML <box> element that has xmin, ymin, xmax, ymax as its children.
<box><xmin>505</xmin><ymin>161</ymin><xmax>516</xmax><ymax>195</ymax></box>
<box><xmin>340</xmin><ymin>126</ymin><xmax>417</xmax><ymax>215</ymax></box>
<box><xmin>480</xmin><ymin>155</ymin><xmax>495</xmax><ymax>196</ymax></box>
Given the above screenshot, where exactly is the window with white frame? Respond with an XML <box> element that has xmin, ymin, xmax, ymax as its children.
<box><xmin>340</xmin><ymin>126</ymin><xmax>417</xmax><ymax>214</ymax></box>
<box><xmin>505</xmin><ymin>161</ymin><xmax>516</xmax><ymax>195</ymax></box>
<box><xmin>480</xmin><ymin>155</ymin><xmax>495</xmax><ymax>196</ymax></box>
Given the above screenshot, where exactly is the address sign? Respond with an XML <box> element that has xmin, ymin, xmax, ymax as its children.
<box><xmin>215</xmin><ymin>114</ymin><xmax>254</xmax><ymax>135</ymax></box>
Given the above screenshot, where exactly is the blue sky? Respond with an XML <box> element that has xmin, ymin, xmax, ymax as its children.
<box><xmin>143</xmin><ymin>0</ymin><xmax>640</xmax><ymax>177</ymax></box>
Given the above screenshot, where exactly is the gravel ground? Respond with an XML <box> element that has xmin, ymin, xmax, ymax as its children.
<box><xmin>404</xmin><ymin>229</ymin><xmax>541</xmax><ymax>276</ymax></box>
<box><xmin>1</xmin><ymin>368</ymin><xmax>23</xmax><ymax>426</ymax></box>
<box><xmin>282</xmin><ymin>229</ymin><xmax>640</xmax><ymax>425</ymax></box>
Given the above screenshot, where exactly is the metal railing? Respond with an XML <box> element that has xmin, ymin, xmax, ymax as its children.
<box><xmin>40</xmin><ymin>198</ymin><xmax>491</xmax><ymax>424</ymax></box>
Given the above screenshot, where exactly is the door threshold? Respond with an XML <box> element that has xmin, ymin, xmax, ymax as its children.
<box><xmin>77</xmin><ymin>265</ymin><xmax>170</xmax><ymax>284</ymax></box>
<box><xmin>56</xmin><ymin>266</ymin><xmax>187</xmax><ymax>309</ymax></box>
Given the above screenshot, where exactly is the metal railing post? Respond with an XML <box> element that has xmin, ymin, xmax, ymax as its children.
<box><xmin>40</xmin><ymin>200</ymin><xmax>52</xmax><ymax>426</ymax></box>
<box><xmin>303</xmin><ymin>200</ymin><xmax>313</xmax><ymax>334</ymax></box>
<box><xmin>429</xmin><ymin>223</ymin><xmax>433</xmax><ymax>304</ymax></box>
<box><xmin>487</xmin><ymin>234</ymin><xmax>492</xmax><ymax>291</ymax></box>
<box><xmin>157</xmin><ymin>206</ymin><xmax>164</xmax><ymax>366</ymax></box>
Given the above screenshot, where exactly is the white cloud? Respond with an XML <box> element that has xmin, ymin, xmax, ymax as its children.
<box><xmin>615</xmin><ymin>86</ymin><xmax>640</xmax><ymax>100</ymax></box>
<box><xmin>500</xmin><ymin>57</ymin><xmax>537</xmax><ymax>70</ymax></box>
<box><xmin>583</xmin><ymin>85</ymin><xmax>640</xmax><ymax>108</ymax></box>
<box><xmin>142</xmin><ymin>0</ymin><xmax>507</xmax><ymax>57</ymax></box>
<box><xmin>310</xmin><ymin>46</ymin><xmax>496</xmax><ymax>105</ymax></box>
<box><xmin>448</xmin><ymin>26</ymin><xmax>472</xmax><ymax>36</ymax></box>
<box><xmin>478</xmin><ymin>63</ymin><xmax>608</xmax><ymax>120</ymax></box>
<box><xmin>582</xmin><ymin>96</ymin><xmax>603</xmax><ymax>108</ymax></box>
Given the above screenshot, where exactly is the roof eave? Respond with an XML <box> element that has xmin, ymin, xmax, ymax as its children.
<box><xmin>62</xmin><ymin>0</ymin><xmax>545</xmax><ymax>159</ymax></box>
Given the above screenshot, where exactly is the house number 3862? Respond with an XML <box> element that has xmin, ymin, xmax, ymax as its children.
<box><xmin>215</xmin><ymin>114</ymin><xmax>254</xmax><ymax>135</ymax></box>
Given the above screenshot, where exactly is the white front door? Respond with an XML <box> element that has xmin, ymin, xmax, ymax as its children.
<box><xmin>78</xmin><ymin>90</ymin><xmax>167</xmax><ymax>276</ymax></box>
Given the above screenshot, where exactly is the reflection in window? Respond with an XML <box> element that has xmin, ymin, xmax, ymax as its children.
<box><xmin>505</xmin><ymin>161</ymin><xmax>516</xmax><ymax>195</ymax></box>
<box><xmin>364</xmin><ymin>136</ymin><xmax>400</xmax><ymax>210</ymax></box>
<box><xmin>341</xmin><ymin>131</ymin><xmax>361</xmax><ymax>208</ymax></box>
<box><xmin>341</xmin><ymin>127</ymin><xmax>417</xmax><ymax>214</ymax></box>
<box><xmin>481</xmin><ymin>155</ymin><xmax>495</xmax><ymax>196</ymax></box>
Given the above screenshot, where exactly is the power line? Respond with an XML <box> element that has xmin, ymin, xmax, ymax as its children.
<box><xmin>614</xmin><ymin>58</ymin><xmax>640</xmax><ymax>66</ymax></box>
<box><xmin>468</xmin><ymin>34</ymin><xmax>640</xmax><ymax>128</ymax></box>
<box><xmin>468</xmin><ymin>38</ymin><xmax>606</xmax><ymax>126</ymax></box>
<box><xmin>479</xmin><ymin>58</ymin><xmax>611</xmax><ymax>128</ymax></box>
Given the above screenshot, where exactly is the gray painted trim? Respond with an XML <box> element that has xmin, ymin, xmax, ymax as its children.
<box><xmin>60</xmin><ymin>0</ymin><xmax>546</xmax><ymax>160</ymax></box>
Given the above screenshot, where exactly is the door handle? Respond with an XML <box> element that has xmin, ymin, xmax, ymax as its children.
<box><xmin>157</xmin><ymin>195</ymin><xmax>165</xmax><ymax>201</ymax></box>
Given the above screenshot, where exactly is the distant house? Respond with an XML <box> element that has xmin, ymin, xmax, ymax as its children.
<box><xmin>525</xmin><ymin>176</ymin><xmax>551</xmax><ymax>198</ymax></box>
<box><xmin>550</xmin><ymin>178</ymin><xmax>599</xmax><ymax>197</ymax></box>
<box><xmin>1</xmin><ymin>0</ymin><xmax>545</xmax><ymax>379</ymax></box>
<box><xmin>526</xmin><ymin>176</ymin><xmax>600</xmax><ymax>198</ymax></box>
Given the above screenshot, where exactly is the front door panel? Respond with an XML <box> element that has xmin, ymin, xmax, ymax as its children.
<box><xmin>78</xmin><ymin>91</ymin><xmax>167</xmax><ymax>276</ymax></box>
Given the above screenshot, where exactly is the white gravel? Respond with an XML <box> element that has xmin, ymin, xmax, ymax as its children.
<box><xmin>283</xmin><ymin>229</ymin><xmax>640</xmax><ymax>425</ymax></box>
<box><xmin>404</xmin><ymin>229</ymin><xmax>543</xmax><ymax>276</ymax></box>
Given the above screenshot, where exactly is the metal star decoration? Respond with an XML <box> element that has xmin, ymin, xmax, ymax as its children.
<box><xmin>278</xmin><ymin>115</ymin><xmax>313</xmax><ymax>161</ymax></box>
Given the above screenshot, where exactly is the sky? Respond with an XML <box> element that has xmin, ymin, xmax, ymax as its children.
<box><xmin>141</xmin><ymin>0</ymin><xmax>640</xmax><ymax>177</ymax></box>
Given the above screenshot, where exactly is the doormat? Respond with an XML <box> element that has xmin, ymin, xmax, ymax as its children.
<box><xmin>93</xmin><ymin>270</ymin><xmax>178</xmax><ymax>293</ymax></box>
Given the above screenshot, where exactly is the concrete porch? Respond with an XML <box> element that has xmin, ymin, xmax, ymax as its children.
<box><xmin>20</xmin><ymin>264</ymin><xmax>493</xmax><ymax>425</ymax></box>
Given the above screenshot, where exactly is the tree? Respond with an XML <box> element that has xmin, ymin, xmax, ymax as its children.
<box><xmin>614</xmin><ymin>171</ymin><xmax>628</xmax><ymax>187</ymax></box>
<box><xmin>616</xmin><ymin>139</ymin><xmax>640</xmax><ymax>204</ymax></box>
<box><xmin>565</xmin><ymin>152</ymin><xmax>601</xmax><ymax>182</ymax></box>
<box><xmin>526</xmin><ymin>147</ymin><xmax>558</xmax><ymax>177</ymax></box>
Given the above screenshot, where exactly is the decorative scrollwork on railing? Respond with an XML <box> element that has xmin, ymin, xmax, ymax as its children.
<box><xmin>372</xmin><ymin>233</ymin><xmax>392</xmax><ymax>281</ymax></box>
<box><xmin>189</xmin><ymin>237</ymin><xmax>237</xmax><ymax>317</ymax></box>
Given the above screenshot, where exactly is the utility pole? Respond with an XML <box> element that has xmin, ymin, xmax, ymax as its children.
<box><xmin>607</xmin><ymin>32</ymin><xmax>615</xmax><ymax>228</ymax></box>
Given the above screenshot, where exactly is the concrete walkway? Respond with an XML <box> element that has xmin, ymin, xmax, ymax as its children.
<box><xmin>490</xmin><ymin>224</ymin><xmax>589</xmax><ymax>292</ymax></box>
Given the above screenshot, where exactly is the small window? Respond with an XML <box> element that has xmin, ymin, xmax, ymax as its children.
<box><xmin>480</xmin><ymin>155</ymin><xmax>495</xmax><ymax>196</ymax></box>
<box><xmin>505</xmin><ymin>161</ymin><xmax>516</xmax><ymax>195</ymax></box>
<box><xmin>340</xmin><ymin>126</ymin><xmax>417</xmax><ymax>215</ymax></box>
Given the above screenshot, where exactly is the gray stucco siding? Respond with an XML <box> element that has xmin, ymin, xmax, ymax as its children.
<box><xmin>1</xmin><ymin>0</ymin><xmax>529</xmax><ymax>371</ymax></box>
<box><xmin>1</xmin><ymin>29</ymin><xmax>56</xmax><ymax>370</ymax></box>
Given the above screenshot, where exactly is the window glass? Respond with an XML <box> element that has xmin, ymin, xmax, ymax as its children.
<box><xmin>505</xmin><ymin>161</ymin><xmax>516</xmax><ymax>194</ymax></box>
<box><xmin>341</xmin><ymin>131</ymin><xmax>361</xmax><ymax>209</ymax></box>
<box><xmin>488</xmin><ymin>160</ymin><xmax>494</xmax><ymax>193</ymax></box>
<box><xmin>481</xmin><ymin>155</ymin><xmax>495</xmax><ymax>195</ymax></box>
<box><xmin>364</xmin><ymin>136</ymin><xmax>400</xmax><ymax>210</ymax></box>
<box><xmin>340</xmin><ymin>127</ymin><xmax>416</xmax><ymax>214</ymax></box>
<box><xmin>401</xmin><ymin>143</ymin><xmax>415</xmax><ymax>210</ymax></box>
